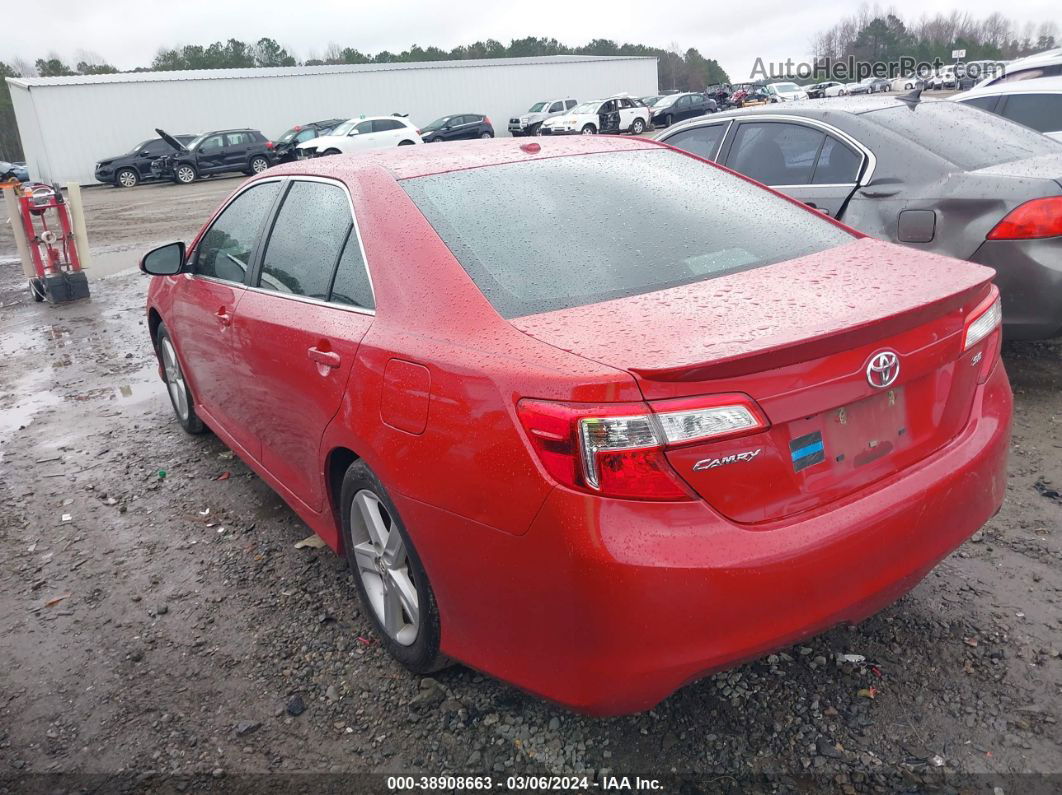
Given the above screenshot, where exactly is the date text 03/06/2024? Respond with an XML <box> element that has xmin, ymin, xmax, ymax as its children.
<box><xmin>386</xmin><ymin>775</ymin><xmax>664</xmax><ymax>790</ymax></box>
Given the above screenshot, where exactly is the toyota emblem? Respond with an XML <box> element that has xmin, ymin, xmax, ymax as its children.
<box><xmin>866</xmin><ymin>351</ymin><xmax>900</xmax><ymax>389</ymax></box>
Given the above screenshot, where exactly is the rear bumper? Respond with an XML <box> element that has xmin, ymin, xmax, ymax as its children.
<box><xmin>971</xmin><ymin>237</ymin><xmax>1062</xmax><ymax>339</ymax></box>
<box><xmin>399</xmin><ymin>363</ymin><xmax>1011</xmax><ymax>715</ymax></box>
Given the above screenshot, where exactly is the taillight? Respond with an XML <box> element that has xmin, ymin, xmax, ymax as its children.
<box><xmin>485</xmin><ymin>117</ymin><xmax>492</xmax><ymax>127</ymax></box>
<box><xmin>517</xmin><ymin>394</ymin><xmax>768</xmax><ymax>500</ymax></box>
<box><xmin>986</xmin><ymin>197</ymin><xmax>1062</xmax><ymax>240</ymax></box>
<box><xmin>963</xmin><ymin>288</ymin><xmax>1003</xmax><ymax>383</ymax></box>
<box><xmin>265</xmin><ymin>141</ymin><xmax>274</xmax><ymax>150</ymax></box>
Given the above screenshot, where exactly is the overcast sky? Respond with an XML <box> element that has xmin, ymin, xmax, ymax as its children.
<box><xmin>5</xmin><ymin>0</ymin><xmax>1058</xmax><ymax>80</ymax></box>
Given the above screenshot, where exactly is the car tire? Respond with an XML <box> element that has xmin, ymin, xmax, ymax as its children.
<box><xmin>398</xmin><ymin>140</ymin><xmax>415</xmax><ymax>146</ymax></box>
<box><xmin>630</xmin><ymin>118</ymin><xmax>646</xmax><ymax>135</ymax></box>
<box><xmin>29</xmin><ymin>278</ymin><xmax>44</xmax><ymax>302</ymax></box>
<box><xmin>664</xmin><ymin>114</ymin><xmax>674</xmax><ymax>127</ymax></box>
<box><xmin>479</xmin><ymin>131</ymin><xmax>493</xmax><ymax>139</ymax></box>
<box><xmin>155</xmin><ymin>323</ymin><xmax>206</xmax><ymax>435</ymax></box>
<box><xmin>528</xmin><ymin>123</ymin><xmax>541</xmax><ymax>137</ymax></box>
<box><xmin>115</xmin><ymin>168</ymin><xmax>139</xmax><ymax>188</ymax></box>
<box><xmin>322</xmin><ymin>149</ymin><xmax>341</xmax><ymax>156</ymax></box>
<box><xmin>248</xmin><ymin>155</ymin><xmax>269</xmax><ymax>175</ymax></box>
<box><xmin>174</xmin><ymin>164</ymin><xmax>196</xmax><ymax>185</ymax></box>
<box><xmin>580</xmin><ymin>124</ymin><xmax>596</xmax><ymax>135</ymax></box>
<box><xmin>340</xmin><ymin>459</ymin><xmax>447</xmax><ymax>673</ymax></box>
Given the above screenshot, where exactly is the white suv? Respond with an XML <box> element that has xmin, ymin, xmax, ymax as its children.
<box><xmin>540</xmin><ymin>96</ymin><xmax>650</xmax><ymax>136</ymax></box>
<box><xmin>296</xmin><ymin>115</ymin><xmax>422</xmax><ymax>157</ymax></box>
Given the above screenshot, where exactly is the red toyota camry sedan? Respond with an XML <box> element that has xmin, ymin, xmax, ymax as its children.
<box><xmin>141</xmin><ymin>136</ymin><xmax>1011</xmax><ymax>715</ymax></box>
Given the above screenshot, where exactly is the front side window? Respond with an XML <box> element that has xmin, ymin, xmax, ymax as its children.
<box><xmin>401</xmin><ymin>149</ymin><xmax>854</xmax><ymax>317</ymax></box>
<box><xmin>198</xmin><ymin>135</ymin><xmax>224</xmax><ymax>152</ymax></box>
<box><xmin>259</xmin><ymin>181</ymin><xmax>352</xmax><ymax>299</ymax></box>
<box><xmin>727</xmin><ymin>122</ymin><xmax>825</xmax><ymax>185</ymax></box>
<box><xmin>142</xmin><ymin>139</ymin><xmax>169</xmax><ymax>155</ymax></box>
<box><xmin>354</xmin><ymin>121</ymin><xmax>374</xmax><ymax>135</ymax></box>
<box><xmin>1000</xmin><ymin>94</ymin><xmax>1062</xmax><ymax>133</ymax></box>
<box><xmin>195</xmin><ymin>181</ymin><xmax>281</xmax><ymax>282</ymax></box>
<box><xmin>664</xmin><ymin>124</ymin><xmax>728</xmax><ymax>161</ymax></box>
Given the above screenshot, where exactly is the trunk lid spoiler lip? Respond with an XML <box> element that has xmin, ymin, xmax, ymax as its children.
<box><xmin>629</xmin><ymin>284</ymin><xmax>990</xmax><ymax>383</ymax></box>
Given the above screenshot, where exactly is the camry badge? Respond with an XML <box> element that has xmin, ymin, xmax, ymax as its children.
<box><xmin>866</xmin><ymin>351</ymin><xmax>900</xmax><ymax>389</ymax></box>
<box><xmin>693</xmin><ymin>448</ymin><xmax>762</xmax><ymax>471</ymax></box>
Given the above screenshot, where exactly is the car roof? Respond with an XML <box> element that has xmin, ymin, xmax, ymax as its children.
<box><xmin>679</xmin><ymin>94</ymin><xmax>938</xmax><ymax>124</ymax></box>
<box><xmin>267</xmin><ymin>135</ymin><xmax>660</xmax><ymax>181</ymax></box>
<box><xmin>955</xmin><ymin>75</ymin><xmax>1062</xmax><ymax>97</ymax></box>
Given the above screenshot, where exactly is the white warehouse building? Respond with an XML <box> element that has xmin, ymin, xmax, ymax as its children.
<box><xmin>7</xmin><ymin>55</ymin><xmax>658</xmax><ymax>185</ymax></box>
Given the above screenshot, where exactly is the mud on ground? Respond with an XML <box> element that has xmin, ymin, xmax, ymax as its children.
<box><xmin>0</xmin><ymin>181</ymin><xmax>1060</xmax><ymax>793</ymax></box>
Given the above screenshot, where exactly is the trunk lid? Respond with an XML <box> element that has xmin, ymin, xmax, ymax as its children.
<box><xmin>511</xmin><ymin>238</ymin><xmax>995</xmax><ymax>523</ymax></box>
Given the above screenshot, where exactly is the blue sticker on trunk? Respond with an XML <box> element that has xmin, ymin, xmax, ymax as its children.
<box><xmin>790</xmin><ymin>431</ymin><xmax>825</xmax><ymax>472</ymax></box>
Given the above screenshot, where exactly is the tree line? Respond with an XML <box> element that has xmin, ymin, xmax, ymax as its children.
<box><xmin>0</xmin><ymin>37</ymin><xmax>729</xmax><ymax>161</ymax></box>
<box><xmin>812</xmin><ymin>8</ymin><xmax>1057</xmax><ymax>65</ymax></box>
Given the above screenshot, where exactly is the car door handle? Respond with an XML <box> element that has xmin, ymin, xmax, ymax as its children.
<box><xmin>216</xmin><ymin>308</ymin><xmax>232</xmax><ymax>326</ymax></box>
<box><xmin>308</xmin><ymin>346</ymin><xmax>341</xmax><ymax>368</ymax></box>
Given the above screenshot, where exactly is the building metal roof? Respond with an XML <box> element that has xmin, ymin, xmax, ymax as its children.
<box><xmin>7</xmin><ymin>55</ymin><xmax>656</xmax><ymax>89</ymax></box>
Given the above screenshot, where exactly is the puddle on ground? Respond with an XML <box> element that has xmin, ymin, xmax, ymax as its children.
<box><xmin>63</xmin><ymin>364</ymin><xmax>164</xmax><ymax>406</ymax></box>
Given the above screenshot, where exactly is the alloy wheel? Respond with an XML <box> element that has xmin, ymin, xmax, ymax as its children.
<box><xmin>251</xmin><ymin>157</ymin><xmax>268</xmax><ymax>173</ymax></box>
<box><xmin>160</xmin><ymin>337</ymin><xmax>189</xmax><ymax>421</ymax></box>
<box><xmin>350</xmin><ymin>489</ymin><xmax>419</xmax><ymax>646</ymax></box>
<box><xmin>176</xmin><ymin>166</ymin><xmax>195</xmax><ymax>184</ymax></box>
<box><xmin>118</xmin><ymin>170</ymin><xmax>138</xmax><ymax>188</ymax></box>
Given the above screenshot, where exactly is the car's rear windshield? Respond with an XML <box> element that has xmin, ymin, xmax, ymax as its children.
<box><xmin>865</xmin><ymin>102</ymin><xmax>1062</xmax><ymax>169</ymax></box>
<box><xmin>401</xmin><ymin>149</ymin><xmax>855</xmax><ymax>317</ymax></box>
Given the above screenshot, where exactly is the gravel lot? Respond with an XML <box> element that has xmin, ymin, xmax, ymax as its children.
<box><xmin>1</xmin><ymin>179</ymin><xmax>1060</xmax><ymax>792</ymax></box>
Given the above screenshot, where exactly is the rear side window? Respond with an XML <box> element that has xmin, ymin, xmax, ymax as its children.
<box><xmin>374</xmin><ymin>119</ymin><xmax>404</xmax><ymax>132</ymax></box>
<box><xmin>401</xmin><ymin>149</ymin><xmax>854</xmax><ymax>317</ymax></box>
<box><xmin>225</xmin><ymin>133</ymin><xmax>251</xmax><ymax>146</ymax></box>
<box><xmin>1000</xmin><ymin>94</ymin><xmax>1062</xmax><ymax>133</ymax></box>
<box><xmin>329</xmin><ymin>232</ymin><xmax>375</xmax><ymax>310</ymax></box>
<box><xmin>565</xmin><ymin>99</ymin><xmax>577</xmax><ymax>109</ymax></box>
<box><xmin>664</xmin><ymin>124</ymin><xmax>727</xmax><ymax>161</ymax></box>
<box><xmin>865</xmin><ymin>102</ymin><xmax>1062</xmax><ymax>168</ymax></box>
<box><xmin>195</xmin><ymin>181</ymin><xmax>281</xmax><ymax>282</ymax></box>
<box><xmin>727</xmin><ymin>122</ymin><xmax>825</xmax><ymax>185</ymax></box>
<box><xmin>259</xmin><ymin>181</ymin><xmax>351</xmax><ymax>299</ymax></box>
<box><xmin>812</xmin><ymin>136</ymin><xmax>862</xmax><ymax>184</ymax></box>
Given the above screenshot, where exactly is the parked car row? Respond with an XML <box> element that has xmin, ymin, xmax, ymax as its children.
<box><xmin>92</xmin><ymin>112</ymin><xmax>488</xmax><ymax>187</ymax></box>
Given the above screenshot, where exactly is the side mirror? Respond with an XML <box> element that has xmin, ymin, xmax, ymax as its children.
<box><xmin>348</xmin><ymin>129</ymin><xmax>360</xmax><ymax>136</ymax></box>
<box><xmin>140</xmin><ymin>241</ymin><xmax>185</xmax><ymax>276</ymax></box>
<box><xmin>139</xmin><ymin>151</ymin><xmax>153</xmax><ymax>158</ymax></box>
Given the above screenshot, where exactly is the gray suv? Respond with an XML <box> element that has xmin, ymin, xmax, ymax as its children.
<box><xmin>508</xmin><ymin>98</ymin><xmax>578</xmax><ymax>137</ymax></box>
